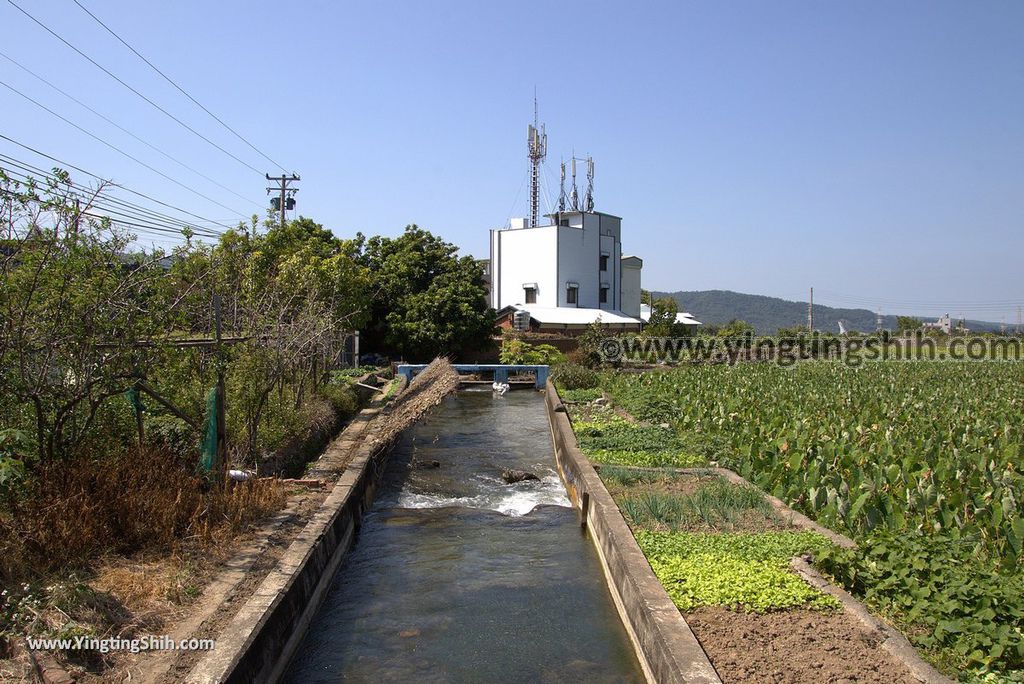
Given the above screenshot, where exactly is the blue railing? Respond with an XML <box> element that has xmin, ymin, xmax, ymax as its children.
<box><xmin>396</xmin><ymin>364</ymin><xmax>550</xmax><ymax>389</ymax></box>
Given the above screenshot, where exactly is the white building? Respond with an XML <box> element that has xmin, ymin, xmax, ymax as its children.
<box><xmin>489</xmin><ymin>210</ymin><xmax>645</xmax><ymax>331</ymax></box>
<box><xmin>639</xmin><ymin>304</ymin><xmax>702</xmax><ymax>327</ymax></box>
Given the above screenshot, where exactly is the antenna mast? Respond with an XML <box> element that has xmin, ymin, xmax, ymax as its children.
<box><xmin>583</xmin><ymin>156</ymin><xmax>595</xmax><ymax>212</ymax></box>
<box><xmin>569</xmin><ymin>156</ymin><xmax>578</xmax><ymax>211</ymax></box>
<box><xmin>558</xmin><ymin>158</ymin><xmax>566</xmax><ymax>212</ymax></box>
<box><xmin>527</xmin><ymin>95</ymin><xmax>547</xmax><ymax>227</ymax></box>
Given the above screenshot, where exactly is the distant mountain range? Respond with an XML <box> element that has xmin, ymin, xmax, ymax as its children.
<box><xmin>650</xmin><ymin>289</ymin><xmax>1003</xmax><ymax>335</ymax></box>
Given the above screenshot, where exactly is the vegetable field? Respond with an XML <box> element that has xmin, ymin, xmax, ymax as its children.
<box><xmin>599</xmin><ymin>362</ymin><xmax>1024</xmax><ymax>679</ymax></box>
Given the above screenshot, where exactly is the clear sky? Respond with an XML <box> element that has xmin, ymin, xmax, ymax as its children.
<box><xmin>2</xmin><ymin>0</ymin><xmax>1022</xmax><ymax>321</ymax></box>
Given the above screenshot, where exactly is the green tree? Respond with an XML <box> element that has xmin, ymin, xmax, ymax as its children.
<box><xmin>717</xmin><ymin>319</ymin><xmax>755</xmax><ymax>338</ymax></box>
<box><xmin>499</xmin><ymin>333</ymin><xmax>565</xmax><ymax>365</ymax></box>
<box><xmin>0</xmin><ymin>171</ymin><xmax>175</xmax><ymax>461</ymax></box>
<box><xmin>167</xmin><ymin>217</ymin><xmax>371</xmax><ymax>462</ymax></box>
<box><xmin>356</xmin><ymin>225</ymin><xmax>494</xmax><ymax>360</ymax></box>
<box><xmin>645</xmin><ymin>297</ymin><xmax>679</xmax><ymax>337</ymax></box>
<box><xmin>896</xmin><ymin>316</ymin><xmax>923</xmax><ymax>333</ymax></box>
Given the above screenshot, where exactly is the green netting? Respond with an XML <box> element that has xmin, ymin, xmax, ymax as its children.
<box><xmin>199</xmin><ymin>387</ymin><xmax>218</xmax><ymax>473</ymax></box>
<box><xmin>125</xmin><ymin>386</ymin><xmax>144</xmax><ymax>414</ymax></box>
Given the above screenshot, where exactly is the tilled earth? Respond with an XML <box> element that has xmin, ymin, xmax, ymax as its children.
<box><xmin>686</xmin><ymin>606</ymin><xmax>917</xmax><ymax>683</ymax></box>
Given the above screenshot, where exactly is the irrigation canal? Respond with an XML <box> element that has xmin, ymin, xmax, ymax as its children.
<box><xmin>283</xmin><ymin>388</ymin><xmax>643</xmax><ymax>682</ymax></box>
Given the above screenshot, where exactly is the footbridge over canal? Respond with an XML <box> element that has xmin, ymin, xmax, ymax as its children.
<box><xmin>397</xmin><ymin>363</ymin><xmax>550</xmax><ymax>388</ymax></box>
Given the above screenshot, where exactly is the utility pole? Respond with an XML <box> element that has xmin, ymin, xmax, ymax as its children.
<box><xmin>214</xmin><ymin>294</ymin><xmax>227</xmax><ymax>482</ymax></box>
<box><xmin>808</xmin><ymin>287</ymin><xmax>814</xmax><ymax>332</ymax></box>
<box><xmin>266</xmin><ymin>173</ymin><xmax>300</xmax><ymax>228</ymax></box>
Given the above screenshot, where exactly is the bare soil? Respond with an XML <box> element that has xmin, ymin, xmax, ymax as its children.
<box><xmin>686</xmin><ymin>606</ymin><xmax>917</xmax><ymax>684</ymax></box>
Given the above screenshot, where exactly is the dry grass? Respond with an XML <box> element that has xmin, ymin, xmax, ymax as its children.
<box><xmin>0</xmin><ymin>446</ymin><xmax>285</xmax><ymax>585</ymax></box>
<box><xmin>0</xmin><ymin>446</ymin><xmax>287</xmax><ymax>678</ymax></box>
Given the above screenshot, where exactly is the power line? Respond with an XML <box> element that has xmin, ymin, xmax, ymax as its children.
<box><xmin>0</xmin><ymin>50</ymin><xmax>262</xmax><ymax>210</ymax></box>
<box><xmin>0</xmin><ymin>152</ymin><xmax>187</xmax><ymax>231</ymax></box>
<box><xmin>71</xmin><ymin>0</ymin><xmax>287</xmax><ymax>173</ymax></box>
<box><xmin>0</xmin><ymin>169</ymin><xmax>223</xmax><ymax>241</ymax></box>
<box><xmin>0</xmin><ymin>78</ymin><xmax>249</xmax><ymax>218</ymax></box>
<box><xmin>0</xmin><ymin>156</ymin><xmax>225</xmax><ymax>238</ymax></box>
<box><xmin>0</xmin><ymin>185</ymin><xmax>218</xmax><ymax>242</ymax></box>
<box><xmin>5</xmin><ymin>0</ymin><xmax>265</xmax><ymax>176</ymax></box>
<box><xmin>0</xmin><ymin>134</ymin><xmax>239</xmax><ymax>229</ymax></box>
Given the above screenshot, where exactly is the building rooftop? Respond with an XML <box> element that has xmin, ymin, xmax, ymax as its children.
<box><xmin>543</xmin><ymin>210</ymin><xmax>623</xmax><ymax>220</ymax></box>
<box><xmin>500</xmin><ymin>304</ymin><xmax>641</xmax><ymax>326</ymax></box>
<box><xmin>639</xmin><ymin>304</ymin><xmax>702</xmax><ymax>326</ymax></box>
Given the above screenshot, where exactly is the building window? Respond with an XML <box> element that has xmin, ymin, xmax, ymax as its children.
<box><xmin>524</xmin><ymin>287</ymin><xmax>537</xmax><ymax>304</ymax></box>
<box><xmin>559</xmin><ymin>218</ymin><xmax>569</xmax><ymax>227</ymax></box>
<box><xmin>600</xmin><ymin>287</ymin><xmax>608</xmax><ymax>304</ymax></box>
<box><xmin>566</xmin><ymin>286</ymin><xmax>578</xmax><ymax>305</ymax></box>
<box><xmin>600</xmin><ymin>254</ymin><xmax>609</xmax><ymax>271</ymax></box>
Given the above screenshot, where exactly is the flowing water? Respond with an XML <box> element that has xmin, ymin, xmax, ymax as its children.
<box><xmin>283</xmin><ymin>389</ymin><xmax>643</xmax><ymax>683</ymax></box>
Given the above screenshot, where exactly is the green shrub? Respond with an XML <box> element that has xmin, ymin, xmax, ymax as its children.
<box><xmin>317</xmin><ymin>384</ymin><xmax>359</xmax><ymax>418</ymax></box>
<box><xmin>560</xmin><ymin>388</ymin><xmax>603</xmax><ymax>403</ymax></box>
<box><xmin>552</xmin><ymin>363</ymin><xmax>599</xmax><ymax>390</ymax></box>
<box><xmin>331</xmin><ymin>366</ymin><xmax>382</xmax><ymax>380</ymax></box>
<box><xmin>145</xmin><ymin>415</ymin><xmax>197</xmax><ymax>461</ymax></box>
<box><xmin>499</xmin><ymin>337</ymin><xmax>566</xmax><ymax>365</ymax></box>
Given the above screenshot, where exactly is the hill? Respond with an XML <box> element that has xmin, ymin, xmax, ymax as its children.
<box><xmin>651</xmin><ymin>289</ymin><xmax>1002</xmax><ymax>335</ymax></box>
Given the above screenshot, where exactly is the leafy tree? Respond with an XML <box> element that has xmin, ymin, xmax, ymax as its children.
<box><xmin>897</xmin><ymin>316</ymin><xmax>923</xmax><ymax>333</ymax></box>
<box><xmin>717</xmin><ymin>319</ymin><xmax>755</xmax><ymax>338</ymax></box>
<box><xmin>0</xmin><ymin>171</ymin><xmax>175</xmax><ymax>462</ymax></box>
<box><xmin>645</xmin><ymin>297</ymin><xmax>679</xmax><ymax>337</ymax></box>
<box><xmin>356</xmin><ymin>225</ymin><xmax>494</xmax><ymax>360</ymax></box>
<box><xmin>576</xmin><ymin>318</ymin><xmax>618</xmax><ymax>368</ymax></box>
<box><xmin>166</xmin><ymin>217</ymin><xmax>370</xmax><ymax>462</ymax></box>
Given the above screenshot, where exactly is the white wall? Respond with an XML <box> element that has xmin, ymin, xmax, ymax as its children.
<box><xmin>491</xmin><ymin>225</ymin><xmax>559</xmax><ymax>309</ymax></box>
<box><xmin>557</xmin><ymin>215</ymin><xmax>603</xmax><ymax>308</ymax></box>
<box><xmin>620</xmin><ymin>258</ymin><xmax>642</xmax><ymax>318</ymax></box>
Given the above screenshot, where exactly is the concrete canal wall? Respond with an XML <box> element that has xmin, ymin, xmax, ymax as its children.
<box><xmin>545</xmin><ymin>380</ymin><xmax>722</xmax><ymax>684</ymax></box>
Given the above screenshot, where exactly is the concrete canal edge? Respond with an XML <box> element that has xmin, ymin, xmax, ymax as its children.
<box><xmin>544</xmin><ymin>380</ymin><xmax>723</xmax><ymax>684</ymax></box>
<box><xmin>187</xmin><ymin>360</ymin><xmax>458</xmax><ymax>684</ymax></box>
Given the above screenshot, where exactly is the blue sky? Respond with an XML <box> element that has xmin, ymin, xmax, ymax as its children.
<box><xmin>2</xmin><ymin>0</ymin><xmax>1022</xmax><ymax>321</ymax></box>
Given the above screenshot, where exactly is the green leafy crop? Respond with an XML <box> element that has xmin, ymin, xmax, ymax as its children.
<box><xmin>599</xmin><ymin>362</ymin><xmax>1024</xmax><ymax>679</ymax></box>
<box><xmin>637</xmin><ymin>530</ymin><xmax>838</xmax><ymax>612</ymax></box>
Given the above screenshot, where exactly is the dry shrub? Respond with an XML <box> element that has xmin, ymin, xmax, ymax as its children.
<box><xmin>0</xmin><ymin>447</ymin><xmax>286</xmax><ymax>584</ymax></box>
